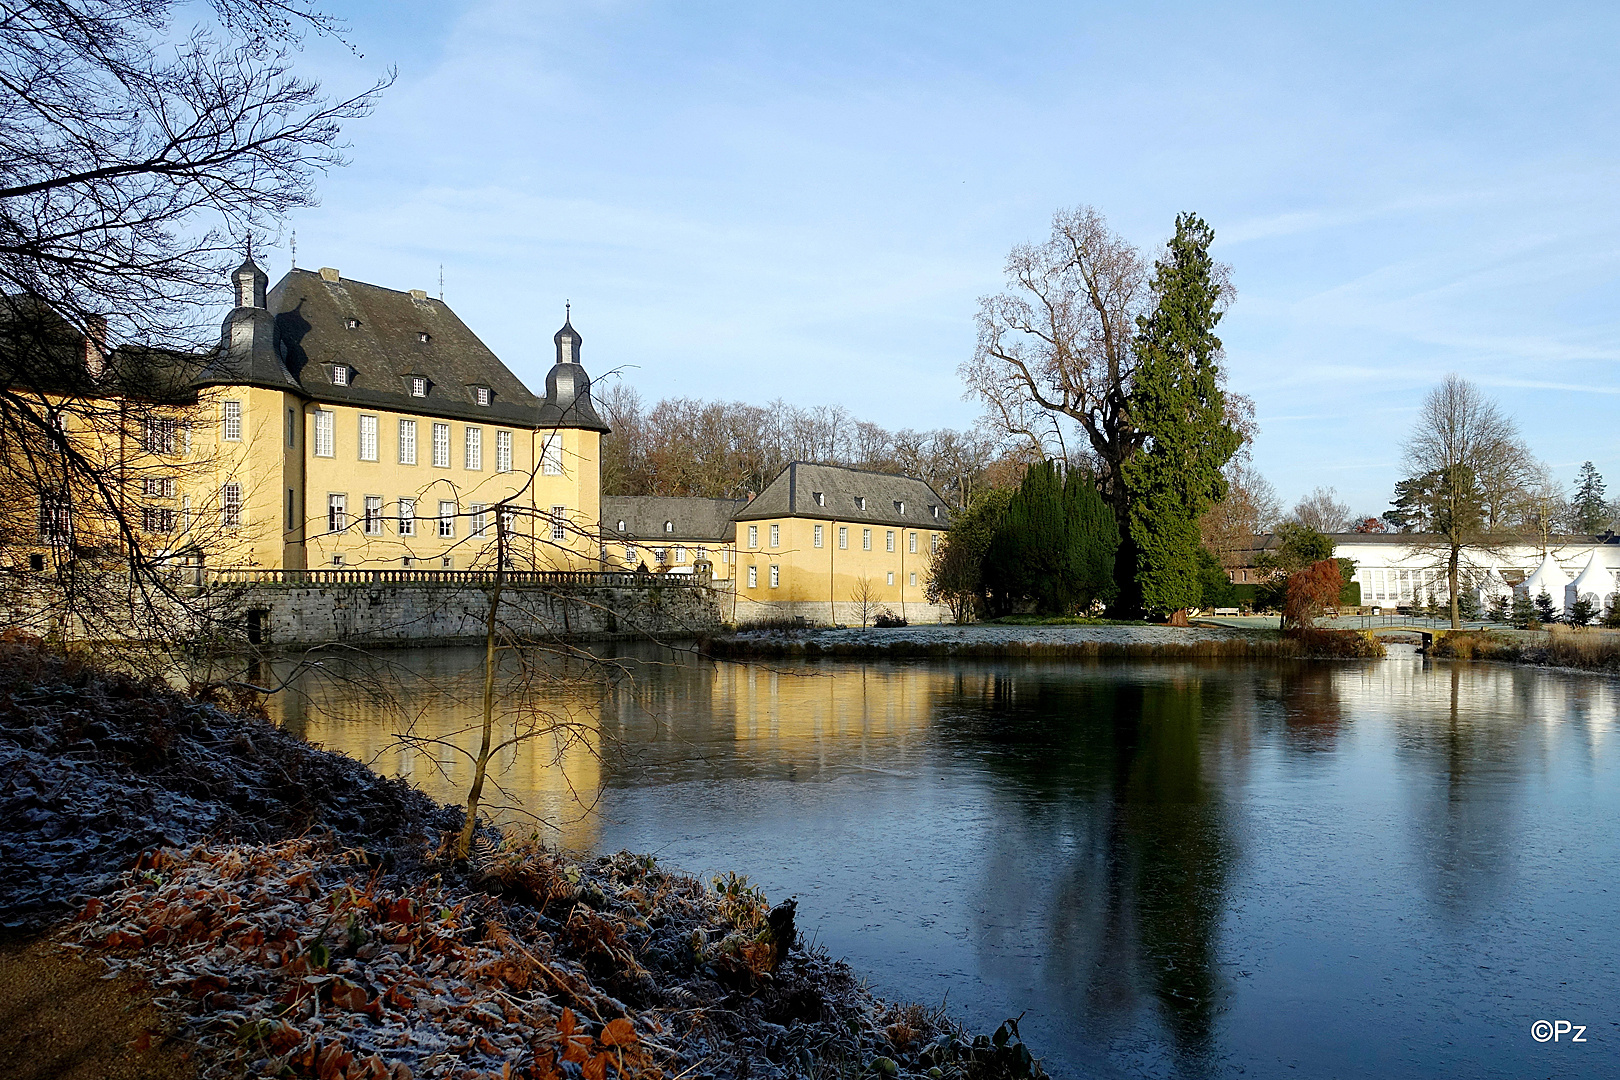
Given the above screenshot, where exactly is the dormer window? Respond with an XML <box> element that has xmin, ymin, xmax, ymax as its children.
<box><xmin>418</xmin><ymin>332</ymin><xmax>431</xmax><ymax>343</ymax></box>
<box><xmin>813</xmin><ymin>491</ymin><xmax>825</xmax><ymax>506</ymax></box>
<box><xmin>474</xmin><ymin>386</ymin><xmax>491</xmax><ymax>407</ymax></box>
<box><xmin>345</xmin><ymin>318</ymin><xmax>360</xmax><ymax>330</ymax></box>
<box><xmin>664</xmin><ymin>521</ymin><xmax>674</xmax><ymax>533</ymax></box>
<box><xmin>894</xmin><ymin>500</ymin><xmax>905</xmax><ymax>514</ymax></box>
<box><xmin>410</xmin><ymin>376</ymin><xmax>427</xmax><ymax>397</ymax></box>
<box><xmin>931</xmin><ymin>505</ymin><xmax>940</xmax><ymax>519</ymax></box>
<box><xmin>332</xmin><ymin>365</ymin><xmax>350</xmax><ymax>386</ymax></box>
<box><xmin>855</xmin><ymin>496</ymin><xmax>866</xmax><ymax>511</ymax></box>
<box><xmin>617</xmin><ymin>519</ymin><xmax>626</xmax><ymax>531</ymax></box>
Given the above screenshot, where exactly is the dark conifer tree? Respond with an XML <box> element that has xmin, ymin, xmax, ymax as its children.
<box><xmin>985</xmin><ymin>460</ymin><xmax>1118</xmax><ymax>614</ymax></box>
<box><xmin>1122</xmin><ymin>214</ymin><xmax>1242</xmax><ymax>619</ymax></box>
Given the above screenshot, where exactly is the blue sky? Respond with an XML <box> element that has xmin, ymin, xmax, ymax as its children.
<box><xmin>272</xmin><ymin>1</ymin><xmax>1620</xmax><ymax>515</ymax></box>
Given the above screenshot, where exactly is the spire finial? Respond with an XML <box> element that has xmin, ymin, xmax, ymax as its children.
<box><xmin>439</xmin><ymin>264</ymin><xmax>445</xmax><ymax>302</ymax></box>
<box><xmin>565</xmin><ymin>300</ymin><xmax>571</xmax><ymax>321</ymax></box>
<box><xmin>290</xmin><ymin>230</ymin><xmax>297</xmax><ymax>269</ymax></box>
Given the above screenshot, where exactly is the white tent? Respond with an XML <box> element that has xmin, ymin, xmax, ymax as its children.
<box><xmin>1519</xmin><ymin>554</ymin><xmax>1572</xmax><ymax>610</ymax></box>
<box><xmin>1475</xmin><ymin>566</ymin><xmax>1512</xmax><ymax>608</ymax></box>
<box><xmin>1567</xmin><ymin>554</ymin><xmax>1614</xmax><ymax>615</ymax></box>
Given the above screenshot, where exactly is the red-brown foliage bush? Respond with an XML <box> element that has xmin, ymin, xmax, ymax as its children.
<box><xmin>1284</xmin><ymin>559</ymin><xmax>1343</xmax><ymax>630</ymax></box>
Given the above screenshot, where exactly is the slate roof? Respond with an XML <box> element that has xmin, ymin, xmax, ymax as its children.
<box><xmin>191</xmin><ymin>266</ymin><xmax>607</xmax><ymax>431</ymax></box>
<box><xmin>601</xmin><ymin>496</ymin><xmax>745</xmax><ymax>543</ymax></box>
<box><xmin>731</xmin><ymin>462</ymin><xmax>952</xmax><ymax>530</ymax></box>
<box><xmin>1</xmin><ymin>295</ymin><xmax>199</xmax><ymax>403</ymax></box>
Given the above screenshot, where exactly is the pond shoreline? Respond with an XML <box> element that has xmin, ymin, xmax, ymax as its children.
<box><xmin>0</xmin><ymin>641</ymin><xmax>1043</xmax><ymax>1080</ymax></box>
<box><xmin>704</xmin><ymin>622</ymin><xmax>1386</xmax><ymax>660</ymax></box>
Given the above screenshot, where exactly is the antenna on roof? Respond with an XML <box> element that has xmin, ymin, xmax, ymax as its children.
<box><xmin>290</xmin><ymin>230</ymin><xmax>297</xmax><ymax>269</ymax></box>
<box><xmin>438</xmin><ymin>264</ymin><xmax>444</xmax><ymax>302</ymax></box>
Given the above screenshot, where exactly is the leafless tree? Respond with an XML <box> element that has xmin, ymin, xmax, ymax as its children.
<box><xmin>1399</xmin><ymin>376</ymin><xmax>1534</xmax><ymax>628</ymax></box>
<box><xmin>849</xmin><ymin>576</ymin><xmax>878</xmax><ymax>629</ymax></box>
<box><xmin>0</xmin><ymin>0</ymin><xmax>388</xmax><ymax>659</ymax></box>
<box><xmin>1200</xmin><ymin>460</ymin><xmax>1281</xmax><ymax>568</ymax></box>
<box><xmin>1290</xmin><ymin>486</ymin><xmax>1352</xmax><ymax>533</ymax></box>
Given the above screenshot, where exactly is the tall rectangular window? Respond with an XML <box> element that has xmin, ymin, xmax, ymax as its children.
<box><xmin>222</xmin><ymin>400</ymin><xmax>242</xmax><ymax>441</ymax></box>
<box><xmin>813</xmin><ymin>525</ymin><xmax>823</xmax><ymax>548</ymax></box>
<box><xmin>286</xmin><ymin>408</ymin><xmax>296</xmax><ymax>447</ymax></box>
<box><xmin>747</xmin><ymin>525</ymin><xmax>758</xmax><ymax>548</ymax></box>
<box><xmin>839</xmin><ymin>526</ymin><xmax>848</xmax><ymax>549</ymax></box>
<box><xmin>625</xmin><ymin>545</ymin><xmax>636</xmax><ymax>563</ymax></box>
<box><xmin>398</xmin><ymin>497</ymin><xmax>415</xmax><ymax>536</ymax></box>
<box><xmin>886</xmin><ymin>571</ymin><xmax>895</xmax><ymax>586</ymax></box>
<box><xmin>313</xmin><ymin>410</ymin><xmax>334</xmax><ymax>457</ymax></box>
<box><xmin>769</xmin><ymin>523</ymin><xmax>780</xmax><ymax>548</ymax></box>
<box><xmin>862</xmin><ymin>528</ymin><xmax>872</xmax><ymax>551</ymax></box>
<box><xmin>140</xmin><ymin>506</ymin><xmax>174</xmax><ymax>533</ymax></box>
<box><xmin>287</xmin><ymin>489</ymin><xmax>295</xmax><ymax>530</ymax></box>
<box><xmin>438</xmin><ymin>500</ymin><xmax>455</xmax><ymax>537</ymax></box>
<box><xmin>470</xmin><ymin>503</ymin><xmax>488</xmax><ymax>537</ymax></box>
<box><xmin>363</xmin><ymin>495</ymin><xmax>383</xmax><ymax>535</ymax></box>
<box><xmin>221</xmin><ymin>482</ymin><xmax>243</xmax><ymax>529</ymax></box>
<box><xmin>909</xmin><ymin>531</ymin><xmax>918</xmax><ymax>554</ymax></box>
<box><xmin>358</xmin><ymin>414</ymin><xmax>378</xmax><ymax>461</ymax></box>
<box><xmin>398</xmin><ymin>419</ymin><xmax>418</xmax><ymax>465</ymax></box>
<box><xmin>141</xmin><ymin>477</ymin><xmax>175</xmax><ymax>498</ymax></box>
<box><xmin>465</xmin><ymin>427</ymin><xmax>483</xmax><ymax>470</ymax></box>
<box><xmin>551</xmin><ymin>505</ymin><xmax>566</xmax><ymax>541</ymax></box>
<box><xmin>432</xmin><ymin>423</ymin><xmax>450</xmax><ymax>467</ymax></box>
<box><xmin>886</xmin><ymin>530</ymin><xmax>895</xmax><ymax>552</ymax></box>
<box><xmin>931</xmin><ymin>534</ymin><xmax>940</xmax><ymax>554</ymax></box>
<box><xmin>542</xmin><ymin>437</ymin><xmax>563</xmax><ymax>476</ymax></box>
<box><xmin>143</xmin><ymin>417</ymin><xmax>176</xmax><ymax>455</ymax></box>
<box><xmin>327</xmin><ymin>493</ymin><xmax>347</xmax><ymax>532</ymax></box>
<box><xmin>38</xmin><ymin>494</ymin><xmax>70</xmax><ymax>540</ymax></box>
<box><xmin>496</xmin><ymin>430</ymin><xmax>513</xmax><ymax>473</ymax></box>
<box><xmin>748</xmin><ymin>565</ymin><xmax>758</xmax><ymax>588</ymax></box>
<box><xmin>769</xmin><ymin>564</ymin><xmax>780</xmax><ymax>588</ymax></box>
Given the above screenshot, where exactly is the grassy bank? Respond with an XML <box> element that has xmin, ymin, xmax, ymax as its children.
<box><xmin>0</xmin><ymin>639</ymin><xmax>1045</xmax><ymax>1080</ymax></box>
<box><xmin>1431</xmin><ymin>626</ymin><xmax>1620</xmax><ymax>673</ymax></box>
<box><xmin>705</xmin><ymin>628</ymin><xmax>1385</xmax><ymax>662</ymax></box>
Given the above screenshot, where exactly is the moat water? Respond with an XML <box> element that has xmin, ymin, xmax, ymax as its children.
<box><xmin>260</xmin><ymin>646</ymin><xmax>1620</xmax><ymax>1079</ymax></box>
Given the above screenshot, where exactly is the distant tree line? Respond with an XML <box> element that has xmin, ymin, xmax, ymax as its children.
<box><xmin>595</xmin><ymin>386</ymin><xmax>1028</xmax><ymax>510</ymax></box>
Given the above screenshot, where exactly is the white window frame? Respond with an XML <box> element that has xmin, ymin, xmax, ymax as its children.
<box><xmin>910</xmin><ymin>572</ymin><xmax>917</xmax><ymax>586</ymax></box>
<box><xmin>839</xmin><ymin>526</ymin><xmax>848</xmax><ymax>549</ymax></box>
<box><xmin>747</xmin><ymin>525</ymin><xmax>758</xmax><ymax>548</ymax></box>
<box><xmin>496</xmin><ymin>430</ymin><xmax>513</xmax><ymax>473</ymax></box>
<box><xmin>410</xmin><ymin>376</ymin><xmax>427</xmax><ymax>397</ymax></box>
<box><xmin>399</xmin><ymin>419</ymin><xmax>417</xmax><ymax>465</ymax></box>
<box><xmin>327</xmin><ymin>492</ymin><xmax>347</xmax><ymax>533</ymax></box>
<box><xmin>747</xmin><ymin>565</ymin><xmax>758</xmax><ymax>588</ymax></box>
<box><xmin>769</xmin><ymin>564</ymin><xmax>780</xmax><ymax>588</ymax></box>
<box><xmin>676</xmin><ymin>546</ymin><xmax>686</xmax><ymax>563</ymax></box>
<box><xmin>313</xmin><ymin>410</ymin><xmax>334</xmax><ymax>458</ymax></box>
<box><xmin>886</xmin><ymin>530</ymin><xmax>895</xmax><ymax>552</ymax></box>
<box><xmin>475</xmin><ymin>386</ymin><xmax>491</xmax><ymax>406</ymax></box>
<box><xmin>363</xmin><ymin>495</ymin><xmax>383</xmax><ymax>535</ymax></box>
<box><xmin>862</xmin><ymin>528</ymin><xmax>872</xmax><ymax>551</ymax></box>
<box><xmin>358</xmin><ymin>414</ymin><xmax>378</xmax><ymax>462</ymax></box>
<box><xmin>332</xmin><ymin>365</ymin><xmax>349</xmax><ymax>386</ymax></box>
<box><xmin>222</xmin><ymin>400</ymin><xmax>242</xmax><ymax>442</ymax></box>
<box><xmin>887</xmin><ymin>571</ymin><xmax>895</xmax><ymax>586</ymax></box>
<box><xmin>221</xmin><ymin>482</ymin><xmax>242</xmax><ymax>529</ymax></box>
<box><xmin>438</xmin><ymin>500</ymin><xmax>456</xmax><ymax>538</ymax></box>
<box><xmin>542</xmin><ymin>437</ymin><xmax>563</xmax><ymax>476</ymax></box>
<box><xmin>625</xmin><ymin>545</ymin><xmax>636</xmax><ymax>563</ymax></box>
<box><xmin>909</xmin><ymin>531</ymin><xmax>918</xmax><ymax>554</ymax></box>
<box><xmin>432</xmin><ymin>422</ymin><xmax>450</xmax><ymax>468</ymax></box>
<box><xmin>398</xmin><ymin>497</ymin><xmax>416</xmax><ymax>536</ymax></box>
<box><xmin>465</xmin><ymin>426</ymin><xmax>483</xmax><ymax>470</ymax></box>
<box><xmin>470</xmin><ymin>503</ymin><xmax>488</xmax><ymax>537</ymax></box>
<box><xmin>813</xmin><ymin>524</ymin><xmax>823</xmax><ymax>548</ymax></box>
<box><xmin>551</xmin><ymin>505</ymin><xmax>566</xmax><ymax>541</ymax></box>
<box><xmin>769</xmin><ymin>523</ymin><xmax>780</xmax><ymax>548</ymax></box>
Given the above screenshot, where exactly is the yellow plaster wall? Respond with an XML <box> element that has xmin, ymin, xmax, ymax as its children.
<box><xmin>734</xmin><ymin>516</ymin><xmax>943</xmax><ymax>619</ymax></box>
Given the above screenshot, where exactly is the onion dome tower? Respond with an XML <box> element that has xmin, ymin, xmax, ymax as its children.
<box><xmin>541</xmin><ymin>305</ymin><xmax>607</xmax><ymax>431</ymax></box>
<box><xmin>193</xmin><ymin>246</ymin><xmax>300</xmax><ymax>390</ymax></box>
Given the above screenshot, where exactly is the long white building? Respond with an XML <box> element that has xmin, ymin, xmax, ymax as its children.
<box><xmin>1238</xmin><ymin>532</ymin><xmax>1620</xmax><ymax>613</ymax></box>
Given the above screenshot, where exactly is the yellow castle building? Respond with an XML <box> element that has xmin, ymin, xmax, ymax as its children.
<box><xmin>8</xmin><ymin>257</ymin><xmax>955</xmax><ymax>626</ymax></box>
<box><xmin>173</xmin><ymin>256</ymin><xmax>608</xmax><ymax>572</ymax></box>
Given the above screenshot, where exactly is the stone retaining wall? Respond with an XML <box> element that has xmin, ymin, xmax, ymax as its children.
<box><xmin>238</xmin><ymin>580</ymin><xmax>724</xmax><ymax>648</ymax></box>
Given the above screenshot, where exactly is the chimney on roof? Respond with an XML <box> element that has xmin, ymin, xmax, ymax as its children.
<box><xmin>81</xmin><ymin>314</ymin><xmax>106</xmax><ymax>380</ymax></box>
<box><xmin>746</xmin><ymin>490</ymin><xmax>756</xmax><ymax>502</ymax></box>
<box><xmin>409</xmin><ymin>289</ymin><xmax>428</xmax><ymax>301</ymax></box>
<box><xmin>318</xmin><ymin>267</ymin><xmax>340</xmax><ymax>282</ymax></box>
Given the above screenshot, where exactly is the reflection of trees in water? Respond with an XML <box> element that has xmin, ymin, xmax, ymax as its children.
<box><xmin>939</xmin><ymin>665</ymin><xmax>1239</xmax><ymax>1072</ymax></box>
<box><xmin>1254</xmin><ymin>663</ymin><xmax>1346</xmax><ymax>751</ymax></box>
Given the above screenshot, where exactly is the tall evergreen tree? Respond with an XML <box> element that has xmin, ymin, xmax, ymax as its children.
<box><xmin>1121</xmin><ymin>214</ymin><xmax>1242</xmax><ymax>620</ymax></box>
<box><xmin>985</xmin><ymin>460</ymin><xmax>1119</xmax><ymax>614</ymax></box>
<box><xmin>1572</xmin><ymin>461</ymin><xmax>1609</xmax><ymax>533</ymax></box>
